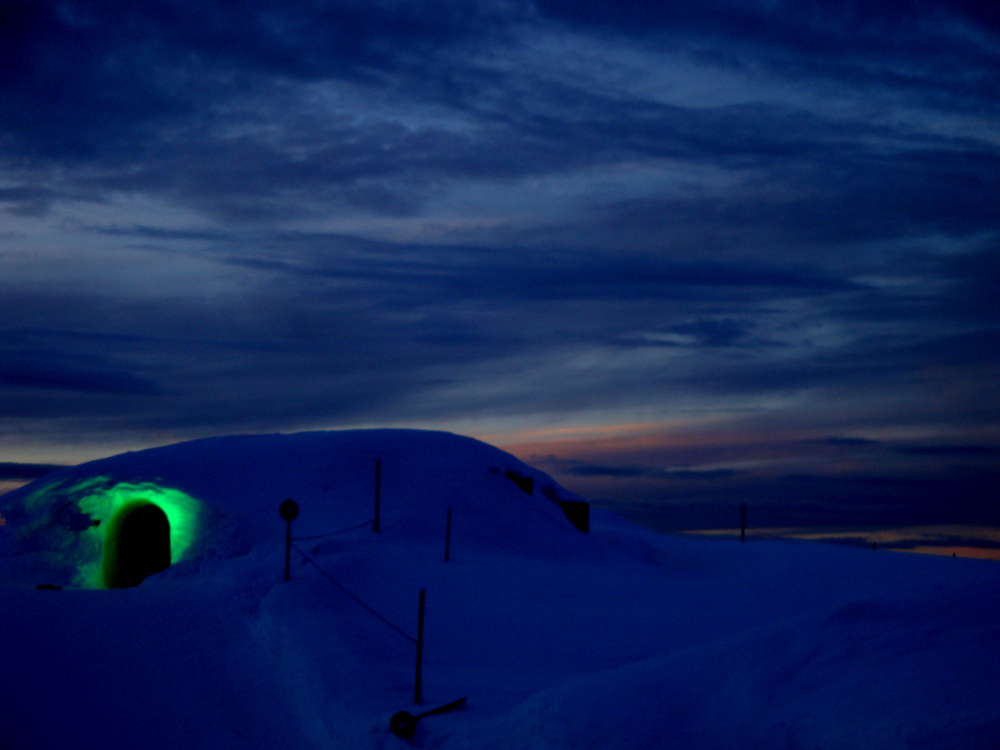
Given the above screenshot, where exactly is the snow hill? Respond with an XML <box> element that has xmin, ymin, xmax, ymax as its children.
<box><xmin>1</xmin><ymin>429</ymin><xmax>998</xmax><ymax>749</ymax></box>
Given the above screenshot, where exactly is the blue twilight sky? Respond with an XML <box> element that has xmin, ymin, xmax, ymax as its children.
<box><xmin>1</xmin><ymin>0</ymin><xmax>999</xmax><ymax>525</ymax></box>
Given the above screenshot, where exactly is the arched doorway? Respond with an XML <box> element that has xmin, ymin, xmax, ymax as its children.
<box><xmin>103</xmin><ymin>502</ymin><xmax>171</xmax><ymax>588</ymax></box>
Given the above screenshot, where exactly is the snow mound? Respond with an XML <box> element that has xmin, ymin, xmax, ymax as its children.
<box><xmin>0</xmin><ymin>429</ymin><xmax>587</xmax><ymax>587</ymax></box>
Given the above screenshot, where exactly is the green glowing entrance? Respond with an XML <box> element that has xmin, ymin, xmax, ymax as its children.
<box><xmin>103</xmin><ymin>502</ymin><xmax>171</xmax><ymax>588</ymax></box>
<box><xmin>24</xmin><ymin>477</ymin><xmax>201</xmax><ymax>588</ymax></box>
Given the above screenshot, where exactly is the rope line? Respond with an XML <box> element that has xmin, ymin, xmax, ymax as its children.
<box><xmin>292</xmin><ymin>518</ymin><xmax>375</xmax><ymax>541</ymax></box>
<box><xmin>292</xmin><ymin>542</ymin><xmax>416</xmax><ymax>644</ymax></box>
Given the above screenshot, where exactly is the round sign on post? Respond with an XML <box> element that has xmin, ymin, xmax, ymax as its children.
<box><xmin>280</xmin><ymin>499</ymin><xmax>299</xmax><ymax>521</ymax></box>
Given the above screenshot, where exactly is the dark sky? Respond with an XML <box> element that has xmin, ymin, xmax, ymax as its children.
<box><xmin>2</xmin><ymin>0</ymin><xmax>999</xmax><ymax>524</ymax></box>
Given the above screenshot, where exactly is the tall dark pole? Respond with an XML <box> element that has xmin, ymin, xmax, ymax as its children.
<box><xmin>374</xmin><ymin>459</ymin><xmax>381</xmax><ymax>533</ymax></box>
<box><xmin>444</xmin><ymin>507</ymin><xmax>452</xmax><ymax>562</ymax></box>
<box><xmin>414</xmin><ymin>588</ymin><xmax>425</xmax><ymax>705</ymax></box>
<box><xmin>279</xmin><ymin>499</ymin><xmax>299</xmax><ymax>581</ymax></box>
<box><xmin>285</xmin><ymin>518</ymin><xmax>292</xmax><ymax>580</ymax></box>
<box><xmin>739</xmin><ymin>502</ymin><xmax>747</xmax><ymax>542</ymax></box>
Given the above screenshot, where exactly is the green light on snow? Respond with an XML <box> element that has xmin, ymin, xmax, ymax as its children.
<box><xmin>74</xmin><ymin>481</ymin><xmax>201</xmax><ymax>588</ymax></box>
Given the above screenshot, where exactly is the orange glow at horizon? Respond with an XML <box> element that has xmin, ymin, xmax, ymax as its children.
<box><xmin>477</xmin><ymin>421</ymin><xmax>845</xmax><ymax>476</ymax></box>
<box><xmin>474</xmin><ymin>421</ymin><xmax>678</xmax><ymax>447</ymax></box>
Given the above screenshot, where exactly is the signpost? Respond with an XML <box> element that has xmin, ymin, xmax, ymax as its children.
<box><xmin>280</xmin><ymin>499</ymin><xmax>299</xmax><ymax>581</ymax></box>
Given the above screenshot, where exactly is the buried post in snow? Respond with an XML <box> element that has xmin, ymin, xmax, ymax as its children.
<box><xmin>444</xmin><ymin>507</ymin><xmax>453</xmax><ymax>562</ymax></box>
<box><xmin>374</xmin><ymin>459</ymin><xmax>381</xmax><ymax>533</ymax></box>
<box><xmin>390</xmin><ymin>697</ymin><xmax>468</xmax><ymax>739</ymax></box>
<box><xmin>414</xmin><ymin>588</ymin><xmax>426</xmax><ymax>704</ymax></box>
<box><xmin>279</xmin><ymin>499</ymin><xmax>299</xmax><ymax>581</ymax></box>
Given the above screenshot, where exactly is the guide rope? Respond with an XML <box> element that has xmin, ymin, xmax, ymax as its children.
<box><xmin>291</xmin><ymin>542</ymin><xmax>417</xmax><ymax>644</ymax></box>
<box><xmin>292</xmin><ymin>518</ymin><xmax>375</xmax><ymax>541</ymax></box>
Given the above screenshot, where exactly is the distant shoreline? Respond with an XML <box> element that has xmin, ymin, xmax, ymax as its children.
<box><xmin>677</xmin><ymin>525</ymin><xmax>1000</xmax><ymax>560</ymax></box>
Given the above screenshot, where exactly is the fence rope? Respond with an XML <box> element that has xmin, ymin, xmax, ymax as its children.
<box><xmin>292</xmin><ymin>518</ymin><xmax>375</xmax><ymax>541</ymax></box>
<box><xmin>291</xmin><ymin>542</ymin><xmax>416</xmax><ymax>644</ymax></box>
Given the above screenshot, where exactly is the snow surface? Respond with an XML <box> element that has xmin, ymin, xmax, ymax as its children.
<box><xmin>2</xmin><ymin>429</ymin><xmax>999</xmax><ymax>749</ymax></box>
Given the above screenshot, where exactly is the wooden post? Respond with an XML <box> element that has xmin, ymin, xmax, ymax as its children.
<box><xmin>739</xmin><ymin>502</ymin><xmax>746</xmax><ymax>542</ymax></box>
<box><xmin>414</xmin><ymin>588</ymin><xmax>425</xmax><ymax>705</ymax></box>
<box><xmin>444</xmin><ymin>508</ymin><xmax>452</xmax><ymax>562</ymax></box>
<box><xmin>279</xmin><ymin>499</ymin><xmax>299</xmax><ymax>581</ymax></box>
<box><xmin>374</xmin><ymin>459</ymin><xmax>381</xmax><ymax>533</ymax></box>
<box><xmin>285</xmin><ymin>518</ymin><xmax>292</xmax><ymax>580</ymax></box>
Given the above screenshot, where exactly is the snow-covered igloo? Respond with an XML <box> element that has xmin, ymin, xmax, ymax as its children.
<box><xmin>0</xmin><ymin>429</ymin><xmax>588</xmax><ymax>589</ymax></box>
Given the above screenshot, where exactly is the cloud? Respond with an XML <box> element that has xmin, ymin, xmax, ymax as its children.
<box><xmin>3</xmin><ymin>0</ymin><xmax>997</xmax><ymax>229</ymax></box>
<box><xmin>0</xmin><ymin>329</ymin><xmax>161</xmax><ymax>395</ymax></box>
<box><xmin>533</xmin><ymin>0</ymin><xmax>1000</xmax><ymax>109</ymax></box>
<box><xmin>0</xmin><ymin>360</ymin><xmax>159</xmax><ymax>395</ymax></box>
<box><xmin>0</xmin><ymin>0</ymin><xmax>525</xmax><ymax>156</ymax></box>
<box><xmin>559</xmin><ymin>461</ymin><xmax>740</xmax><ymax>479</ymax></box>
<box><xmin>898</xmin><ymin>445</ymin><xmax>1000</xmax><ymax>457</ymax></box>
<box><xmin>806</xmin><ymin>437</ymin><xmax>882</xmax><ymax>447</ymax></box>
